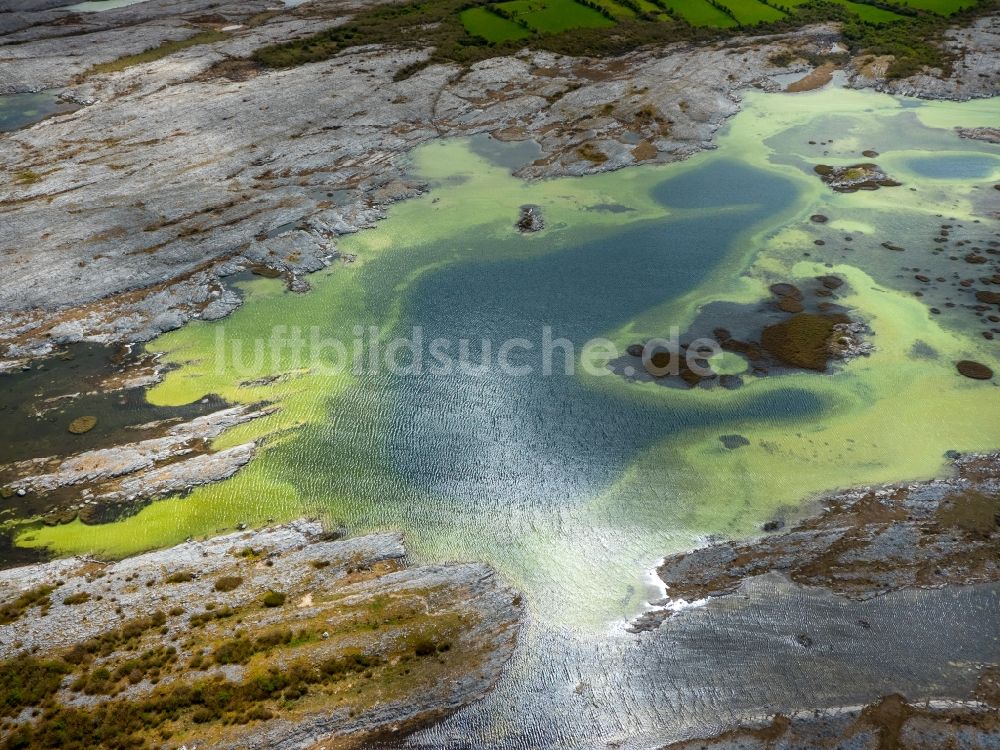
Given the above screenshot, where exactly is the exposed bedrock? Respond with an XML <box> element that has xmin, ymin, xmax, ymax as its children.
<box><xmin>633</xmin><ymin>451</ymin><xmax>1000</xmax><ymax>632</ymax></box>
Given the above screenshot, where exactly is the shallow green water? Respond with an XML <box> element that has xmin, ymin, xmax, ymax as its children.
<box><xmin>18</xmin><ymin>87</ymin><xmax>1000</xmax><ymax>633</ymax></box>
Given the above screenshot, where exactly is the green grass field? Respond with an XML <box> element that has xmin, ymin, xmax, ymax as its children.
<box><xmin>893</xmin><ymin>0</ymin><xmax>976</xmax><ymax>13</ymax></box>
<box><xmin>495</xmin><ymin>0</ymin><xmax>616</xmax><ymax>31</ymax></box>
<box><xmin>778</xmin><ymin>0</ymin><xmax>906</xmax><ymax>21</ymax></box>
<box><xmin>460</xmin><ymin>6</ymin><xmax>534</xmax><ymax>40</ymax></box>
<box><xmin>656</xmin><ymin>0</ymin><xmax>740</xmax><ymax>26</ymax></box>
<box><xmin>837</xmin><ymin>0</ymin><xmax>906</xmax><ymax>22</ymax></box>
<box><xmin>718</xmin><ymin>0</ymin><xmax>787</xmax><ymax>23</ymax></box>
<box><xmin>590</xmin><ymin>0</ymin><xmax>639</xmax><ymax>18</ymax></box>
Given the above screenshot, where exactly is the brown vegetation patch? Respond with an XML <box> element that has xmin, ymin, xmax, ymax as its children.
<box><xmin>760</xmin><ymin>312</ymin><xmax>850</xmax><ymax>371</ymax></box>
<box><xmin>784</xmin><ymin>62</ymin><xmax>836</xmax><ymax>93</ymax></box>
<box><xmin>196</xmin><ymin>57</ymin><xmax>263</xmax><ymax>82</ymax></box>
<box><xmin>631</xmin><ymin>140</ymin><xmax>657</xmax><ymax>161</ymax></box>
<box><xmin>935</xmin><ymin>490</ymin><xmax>1000</xmax><ymax>539</ymax></box>
<box><xmin>957</xmin><ymin>359</ymin><xmax>994</xmax><ymax>380</ymax></box>
<box><xmin>577</xmin><ymin>143</ymin><xmax>608</xmax><ymax>164</ymax></box>
<box><xmin>67</xmin><ymin>416</ymin><xmax>97</xmax><ymax>434</ymax></box>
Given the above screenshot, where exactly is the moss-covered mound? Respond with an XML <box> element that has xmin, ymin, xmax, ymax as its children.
<box><xmin>760</xmin><ymin>312</ymin><xmax>850</xmax><ymax>371</ymax></box>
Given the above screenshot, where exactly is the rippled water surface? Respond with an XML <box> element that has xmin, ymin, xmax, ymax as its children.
<box><xmin>14</xmin><ymin>86</ymin><xmax>1000</xmax><ymax>746</ymax></box>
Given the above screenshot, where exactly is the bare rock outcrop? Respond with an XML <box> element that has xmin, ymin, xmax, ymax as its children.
<box><xmin>633</xmin><ymin>452</ymin><xmax>1000</xmax><ymax>631</ymax></box>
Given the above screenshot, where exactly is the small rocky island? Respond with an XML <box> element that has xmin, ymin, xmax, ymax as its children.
<box><xmin>813</xmin><ymin>162</ymin><xmax>901</xmax><ymax>192</ymax></box>
<box><xmin>0</xmin><ymin>521</ymin><xmax>521</xmax><ymax>749</ymax></box>
<box><xmin>516</xmin><ymin>205</ymin><xmax>545</xmax><ymax>233</ymax></box>
<box><xmin>618</xmin><ymin>275</ymin><xmax>872</xmax><ymax>389</ymax></box>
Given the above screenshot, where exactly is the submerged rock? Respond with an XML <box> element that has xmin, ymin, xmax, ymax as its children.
<box><xmin>957</xmin><ymin>360</ymin><xmax>994</xmax><ymax>380</ymax></box>
<box><xmin>719</xmin><ymin>434</ymin><xmax>751</xmax><ymax>450</ymax></box>
<box><xmin>516</xmin><ymin>204</ymin><xmax>545</xmax><ymax>233</ymax></box>
<box><xmin>67</xmin><ymin>415</ymin><xmax>97</xmax><ymax>434</ymax></box>
<box><xmin>769</xmin><ymin>282</ymin><xmax>803</xmax><ymax>300</ymax></box>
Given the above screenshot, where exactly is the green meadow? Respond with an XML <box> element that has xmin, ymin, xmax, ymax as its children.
<box><xmin>779</xmin><ymin>0</ymin><xmax>906</xmax><ymax>21</ymax></box>
<box><xmin>718</xmin><ymin>0</ymin><xmax>787</xmax><ymax>24</ymax></box>
<box><xmin>495</xmin><ymin>0</ymin><xmax>616</xmax><ymax>33</ymax></box>
<box><xmin>657</xmin><ymin>0</ymin><xmax>740</xmax><ymax>25</ymax></box>
<box><xmin>895</xmin><ymin>0</ymin><xmax>977</xmax><ymax>12</ymax></box>
<box><xmin>458</xmin><ymin>0</ymin><xmax>934</xmax><ymax>38</ymax></box>
<box><xmin>460</xmin><ymin>6</ymin><xmax>533</xmax><ymax>41</ymax></box>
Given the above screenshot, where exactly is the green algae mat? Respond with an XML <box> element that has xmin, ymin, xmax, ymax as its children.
<box><xmin>17</xmin><ymin>86</ymin><xmax>1000</xmax><ymax>627</ymax></box>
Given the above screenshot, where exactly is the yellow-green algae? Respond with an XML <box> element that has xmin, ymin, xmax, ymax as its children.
<box><xmin>19</xmin><ymin>85</ymin><xmax>1000</xmax><ymax>626</ymax></box>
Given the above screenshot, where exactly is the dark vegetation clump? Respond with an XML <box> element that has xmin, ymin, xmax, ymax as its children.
<box><xmin>164</xmin><ymin>571</ymin><xmax>194</xmax><ymax>584</ymax></box>
<box><xmin>261</xmin><ymin>591</ymin><xmax>286</xmax><ymax>608</ymax></box>
<box><xmin>189</xmin><ymin>606</ymin><xmax>234</xmax><ymax>628</ymax></box>
<box><xmin>213</xmin><ymin>576</ymin><xmax>244</xmax><ymax>593</ymax></box>
<box><xmin>412</xmin><ymin>636</ymin><xmax>452</xmax><ymax>657</ymax></box>
<box><xmin>0</xmin><ymin>651</ymin><xmax>385</xmax><ymax>750</ymax></box>
<box><xmin>70</xmin><ymin>645</ymin><xmax>177</xmax><ymax>695</ymax></box>
<box><xmin>213</xmin><ymin>628</ymin><xmax>298</xmax><ymax>665</ymax></box>
<box><xmin>0</xmin><ymin>657</ymin><xmax>71</xmax><ymax>717</ymax></box>
<box><xmin>0</xmin><ymin>585</ymin><xmax>56</xmax><ymax>624</ymax></box>
<box><xmin>760</xmin><ymin>312</ymin><xmax>849</xmax><ymax>371</ymax></box>
<box><xmin>63</xmin><ymin>612</ymin><xmax>167</xmax><ymax>666</ymax></box>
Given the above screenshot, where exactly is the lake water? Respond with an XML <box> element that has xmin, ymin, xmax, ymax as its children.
<box><xmin>0</xmin><ymin>91</ymin><xmax>76</xmax><ymax>132</ymax></box>
<box><xmin>9</xmin><ymin>86</ymin><xmax>1000</xmax><ymax>745</ymax></box>
<box><xmin>64</xmin><ymin>0</ymin><xmax>152</xmax><ymax>11</ymax></box>
<box><xmin>906</xmin><ymin>152</ymin><xmax>1000</xmax><ymax>180</ymax></box>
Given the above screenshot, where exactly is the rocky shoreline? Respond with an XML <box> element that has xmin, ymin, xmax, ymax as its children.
<box><xmin>0</xmin><ymin>402</ymin><xmax>275</xmax><ymax>526</ymax></box>
<box><xmin>633</xmin><ymin>450</ymin><xmax>1000</xmax><ymax>629</ymax></box>
<box><xmin>616</xmin><ymin>452</ymin><xmax>1000</xmax><ymax>745</ymax></box>
<box><xmin>660</xmin><ymin>688</ymin><xmax>1000</xmax><ymax>749</ymax></box>
<box><xmin>0</xmin><ymin>520</ymin><xmax>522</xmax><ymax>749</ymax></box>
